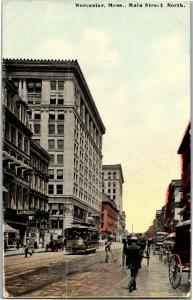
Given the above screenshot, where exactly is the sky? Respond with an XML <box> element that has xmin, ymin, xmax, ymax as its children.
<box><xmin>2</xmin><ymin>0</ymin><xmax>190</xmax><ymax>233</ymax></box>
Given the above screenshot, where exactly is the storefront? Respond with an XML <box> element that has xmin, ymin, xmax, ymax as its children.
<box><xmin>4</xmin><ymin>222</ymin><xmax>20</xmax><ymax>250</ymax></box>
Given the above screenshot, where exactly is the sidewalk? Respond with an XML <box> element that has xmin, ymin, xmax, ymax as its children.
<box><xmin>4</xmin><ymin>247</ymin><xmax>46</xmax><ymax>257</ymax></box>
<box><xmin>4</xmin><ymin>242</ymin><xmax>123</xmax><ymax>257</ymax></box>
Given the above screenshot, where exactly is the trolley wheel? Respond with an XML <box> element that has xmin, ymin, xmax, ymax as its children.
<box><xmin>169</xmin><ymin>254</ymin><xmax>182</xmax><ymax>289</ymax></box>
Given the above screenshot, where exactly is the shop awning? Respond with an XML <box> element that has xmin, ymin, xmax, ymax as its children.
<box><xmin>4</xmin><ymin>222</ymin><xmax>19</xmax><ymax>233</ymax></box>
<box><xmin>3</xmin><ymin>186</ymin><xmax>8</xmax><ymax>193</ymax></box>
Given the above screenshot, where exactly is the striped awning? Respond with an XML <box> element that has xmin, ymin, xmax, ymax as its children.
<box><xmin>4</xmin><ymin>222</ymin><xmax>19</xmax><ymax>233</ymax></box>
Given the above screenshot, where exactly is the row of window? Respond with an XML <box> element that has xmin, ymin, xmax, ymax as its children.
<box><xmin>48</xmin><ymin>169</ymin><xmax>63</xmax><ymax>180</ymax></box>
<box><xmin>50</xmin><ymin>209</ymin><xmax>64</xmax><ymax>215</ymax></box>
<box><xmin>102</xmin><ymin>172</ymin><xmax>117</xmax><ymax>179</ymax></box>
<box><xmin>74</xmin><ymin>142</ymin><xmax>101</xmax><ymax>172</ymax></box>
<box><xmin>30</xmin><ymin>175</ymin><xmax>47</xmax><ymax>195</ymax></box>
<box><xmin>5</xmin><ymin>124</ymin><xmax>29</xmax><ymax>154</ymax></box>
<box><xmin>48</xmin><ymin>184</ymin><xmax>63</xmax><ymax>194</ymax></box>
<box><xmin>28</xmin><ymin>96</ymin><xmax>64</xmax><ymax>106</ymax></box>
<box><xmin>32</xmin><ymin>124</ymin><xmax>64</xmax><ymax>135</ymax></box>
<box><xmin>74</xmin><ymin>169</ymin><xmax>101</xmax><ymax>189</ymax></box>
<box><xmin>48</xmin><ymin>139</ymin><xmax>64</xmax><ymax>150</ymax></box>
<box><xmin>14</xmin><ymin>79</ymin><xmax>65</xmax><ymax>93</ymax></box>
<box><xmin>73</xmin><ymin>187</ymin><xmax>99</xmax><ymax>207</ymax></box>
<box><xmin>50</xmin><ymin>220</ymin><xmax>63</xmax><ymax>229</ymax></box>
<box><xmin>102</xmin><ymin>188</ymin><xmax>116</xmax><ymax>194</ymax></box>
<box><xmin>102</xmin><ymin>181</ymin><xmax>116</xmax><ymax>187</ymax></box>
<box><xmin>30</xmin><ymin>153</ymin><xmax>48</xmax><ymax>173</ymax></box>
<box><xmin>49</xmin><ymin>154</ymin><xmax>63</xmax><ymax>165</ymax></box>
<box><xmin>74</xmin><ymin>128</ymin><xmax>101</xmax><ymax>166</ymax></box>
<box><xmin>102</xmin><ymin>192</ymin><xmax>116</xmax><ymax>201</ymax></box>
<box><xmin>50</xmin><ymin>80</ymin><xmax>64</xmax><ymax>91</ymax></box>
<box><xmin>75</xmin><ymin>116</ymin><xmax>102</xmax><ymax>151</ymax></box>
<box><xmin>29</xmin><ymin>112</ymin><xmax>64</xmax><ymax>121</ymax></box>
<box><xmin>27</xmin><ymin>95</ymin><xmax>65</xmax><ymax>106</ymax></box>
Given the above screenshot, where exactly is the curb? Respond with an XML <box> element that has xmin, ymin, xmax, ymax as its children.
<box><xmin>4</xmin><ymin>248</ymin><xmax>46</xmax><ymax>257</ymax></box>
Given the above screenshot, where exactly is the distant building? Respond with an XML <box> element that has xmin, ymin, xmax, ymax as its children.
<box><xmin>3</xmin><ymin>59</ymin><xmax>106</xmax><ymax>235</ymax></box>
<box><xmin>155</xmin><ymin>207</ymin><xmax>166</xmax><ymax>232</ymax></box>
<box><xmin>102</xmin><ymin>164</ymin><xmax>124</xmax><ymax>241</ymax></box>
<box><xmin>99</xmin><ymin>194</ymin><xmax>118</xmax><ymax>238</ymax></box>
<box><xmin>121</xmin><ymin>211</ymin><xmax>126</xmax><ymax>236</ymax></box>
<box><xmin>144</xmin><ymin>219</ymin><xmax>156</xmax><ymax>239</ymax></box>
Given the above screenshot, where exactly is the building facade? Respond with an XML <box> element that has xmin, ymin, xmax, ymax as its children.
<box><xmin>102</xmin><ymin>164</ymin><xmax>125</xmax><ymax>240</ymax></box>
<box><xmin>3</xmin><ymin>59</ymin><xmax>106</xmax><ymax>235</ymax></box>
<box><xmin>28</xmin><ymin>140</ymin><xmax>50</xmax><ymax>245</ymax></box>
<box><xmin>2</xmin><ymin>79</ymin><xmax>50</xmax><ymax>245</ymax></box>
<box><xmin>99</xmin><ymin>194</ymin><xmax>118</xmax><ymax>238</ymax></box>
<box><xmin>177</xmin><ymin>123</ymin><xmax>191</xmax><ymax>222</ymax></box>
<box><xmin>164</xmin><ymin>180</ymin><xmax>182</xmax><ymax>232</ymax></box>
<box><xmin>155</xmin><ymin>206</ymin><xmax>166</xmax><ymax>233</ymax></box>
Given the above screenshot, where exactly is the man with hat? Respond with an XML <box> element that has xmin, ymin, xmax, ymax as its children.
<box><xmin>125</xmin><ymin>236</ymin><xmax>142</xmax><ymax>292</ymax></box>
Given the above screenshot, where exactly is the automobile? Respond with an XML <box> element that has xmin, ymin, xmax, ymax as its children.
<box><xmin>46</xmin><ymin>239</ymin><xmax>64</xmax><ymax>252</ymax></box>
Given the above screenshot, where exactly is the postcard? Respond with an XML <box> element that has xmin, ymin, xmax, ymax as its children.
<box><xmin>2</xmin><ymin>0</ymin><xmax>191</xmax><ymax>298</ymax></box>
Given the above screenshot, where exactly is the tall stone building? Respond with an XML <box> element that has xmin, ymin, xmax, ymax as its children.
<box><xmin>3</xmin><ymin>59</ymin><xmax>106</xmax><ymax>236</ymax></box>
<box><xmin>102</xmin><ymin>164</ymin><xmax>125</xmax><ymax>241</ymax></box>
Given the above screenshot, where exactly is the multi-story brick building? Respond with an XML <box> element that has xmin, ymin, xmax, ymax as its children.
<box><xmin>99</xmin><ymin>194</ymin><xmax>118</xmax><ymax>238</ymax></box>
<box><xmin>3</xmin><ymin>59</ymin><xmax>106</xmax><ymax>235</ymax></box>
<box><xmin>102</xmin><ymin>164</ymin><xmax>125</xmax><ymax>240</ymax></box>
<box><xmin>2</xmin><ymin>79</ymin><xmax>50</xmax><ymax>246</ymax></box>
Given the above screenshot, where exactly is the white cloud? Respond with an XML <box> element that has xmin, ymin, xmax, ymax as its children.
<box><xmin>35</xmin><ymin>27</ymin><xmax>121</xmax><ymax>70</ymax></box>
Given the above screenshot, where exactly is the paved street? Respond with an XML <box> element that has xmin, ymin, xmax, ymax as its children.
<box><xmin>4</xmin><ymin>244</ymin><xmax>190</xmax><ymax>298</ymax></box>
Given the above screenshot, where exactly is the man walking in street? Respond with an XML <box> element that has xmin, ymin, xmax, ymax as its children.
<box><xmin>125</xmin><ymin>236</ymin><xmax>142</xmax><ymax>292</ymax></box>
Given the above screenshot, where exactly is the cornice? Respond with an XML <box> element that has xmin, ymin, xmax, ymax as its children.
<box><xmin>3</xmin><ymin>58</ymin><xmax>106</xmax><ymax>135</ymax></box>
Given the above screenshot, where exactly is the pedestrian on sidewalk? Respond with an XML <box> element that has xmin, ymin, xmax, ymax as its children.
<box><xmin>105</xmin><ymin>236</ymin><xmax>112</xmax><ymax>263</ymax></box>
<box><xmin>125</xmin><ymin>236</ymin><xmax>142</xmax><ymax>292</ymax></box>
<box><xmin>24</xmin><ymin>239</ymin><xmax>30</xmax><ymax>258</ymax></box>
<box><xmin>28</xmin><ymin>244</ymin><xmax>33</xmax><ymax>256</ymax></box>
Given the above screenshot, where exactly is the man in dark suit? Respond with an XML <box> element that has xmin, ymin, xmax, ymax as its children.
<box><xmin>126</xmin><ymin>236</ymin><xmax>142</xmax><ymax>292</ymax></box>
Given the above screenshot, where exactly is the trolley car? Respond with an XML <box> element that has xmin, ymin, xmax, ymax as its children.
<box><xmin>65</xmin><ymin>226</ymin><xmax>99</xmax><ymax>254</ymax></box>
<box><xmin>169</xmin><ymin>220</ymin><xmax>190</xmax><ymax>289</ymax></box>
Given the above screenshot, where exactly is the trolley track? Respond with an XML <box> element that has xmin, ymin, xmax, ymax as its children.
<box><xmin>4</xmin><ymin>249</ymin><xmax>121</xmax><ymax>297</ymax></box>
